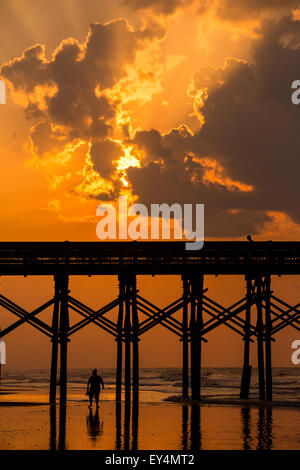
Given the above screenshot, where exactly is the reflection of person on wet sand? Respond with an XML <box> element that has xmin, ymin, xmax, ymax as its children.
<box><xmin>86</xmin><ymin>369</ymin><xmax>104</xmax><ymax>408</ymax></box>
<box><xmin>86</xmin><ymin>408</ymin><xmax>103</xmax><ymax>441</ymax></box>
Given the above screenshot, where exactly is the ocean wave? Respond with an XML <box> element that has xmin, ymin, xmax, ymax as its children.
<box><xmin>2</xmin><ymin>367</ymin><xmax>300</xmax><ymax>403</ymax></box>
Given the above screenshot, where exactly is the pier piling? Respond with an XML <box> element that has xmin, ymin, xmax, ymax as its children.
<box><xmin>116</xmin><ymin>276</ymin><xmax>124</xmax><ymax>402</ymax></box>
<box><xmin>240</xmin><ymin>277</ymin><xmax>252</xmax><ymax>399</ymax></box>
<box><xmin>256</xmin><ymin>277</ymin><xmax>266</xmax><ymax>401</ymax></box>
<box><xmin>190</xmin><ymin>276</ymin><xmax>203</xmax><ymax>401</ymax></box>
<box><xmin>59</xmin><ymin>273</ymin><xmax>69</xmax><ymax>406</ymax></box>
<box><xmin>182</xmin><ymin>277</ymin><xmax>189</xmax><ymax>399</ymax></box>
<box><xmin>50</xmin><ymin>274</ymin><xmax>60</xmax><ymax>404</ymax></box>
<box><xmin>265</xmin><ymin>275</ymin><xmax>272</xmax><ymax>401</ymax></box>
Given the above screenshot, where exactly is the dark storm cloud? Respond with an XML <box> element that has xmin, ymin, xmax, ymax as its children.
<box><xmin>133</xmin><ymin>128</ymin><xmax>173</xmax><ymax>163</ymax></box>
<box><xmin>192</xmin><ymin>16</ymin><xmax>300</xmax><ymax>222</ymax></box>
<box><xmin>30</xmin><ymin>121</ymin><xmax>68</xmax><ymax>156</ymax></box>
<box><xmin>1</xmin><ymin>44</ymin><xmax>49</xmax><ymax>92</ymax></box>
<box><xmin>90</xmin><ymin>139</ymin><xmax>123</xmax><ymax>179</ymax></box>
<box><xmin>127</xmin><ymin>15</ymin><xmax>300</xmax><ymax>236</ymax></box>
<box><xmin>127</xmin><ymin>153</ymin><xmax>270</xmax><ymax>236</ymax></box>
<box><xmin>1</xmin><ymin>19</ymin><xmax>163</xmax><ymax>155</ymax></box>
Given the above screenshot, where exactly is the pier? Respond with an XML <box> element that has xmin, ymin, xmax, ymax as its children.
<box><xmin>0</xmin><ymin>240</ymin><xmax>300</xmax><ymax>405</ymax></box>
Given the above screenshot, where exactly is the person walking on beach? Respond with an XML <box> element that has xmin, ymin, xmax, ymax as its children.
<box><xmin>87</xmin><ymin>369</ymin><xmax>104</xmax><ymax>408</ymax></box>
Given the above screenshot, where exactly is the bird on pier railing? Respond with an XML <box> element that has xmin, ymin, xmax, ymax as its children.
<box><xmin>246</xmin><ymin>235</ymin><xmax>254</xmax><ymax>263</ymax></box>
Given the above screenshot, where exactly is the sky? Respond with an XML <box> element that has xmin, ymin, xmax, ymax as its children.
<box><xmin>1</xmin><ymin>0</ymin><xmax>300</xmax><ymax>370</ymax></box>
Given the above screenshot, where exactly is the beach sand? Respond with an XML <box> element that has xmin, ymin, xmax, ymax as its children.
<box><xmin>1</xmin><ymin>391</ymin><xmax>300</xmax><ymax>450</ymax></box>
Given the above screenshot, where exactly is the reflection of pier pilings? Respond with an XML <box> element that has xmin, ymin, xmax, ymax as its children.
<box><xmin>265</xmin><ymin>408</ymin><xmax>273</xmax><ymax>449</ymax></box>
<box><xmin>49</xmin><ymin>403</ymin><xmax>67</xmax><ymax>451</ymax></box>
<box><xmin>115</xmin><ymin>402</ymin><xmax>122</xmax><ymax>450</ymax></box>
<box><xmin>132</xmin><ymin>399</ymin><xmax>139</xmax><ymax>450</ymax></box>
<box><xmin>124</xmin><ymin>401</ymin><xmax>131</xmax><ymax>450</ymax></box>
<box><xmin>59</xmin><ymin>404</ymin><xmax>66</xmax><ymax>451</ymax></box>
<box><xmin>257</xmin><ymin>407</ymin><xmax>273</xmax><ymax>450</ymax></box>
<box><xmin>49</xmin><ymin>405</ymin><xmax>56</xmax><ymax>451</ymax></box>
<box><xmin>241</xmin><ymin>407</ymin><xmax>252</xmax><ymax>450</ymax></box>
<box><xmin>115</xmin><ymin>400</ymin><xmax>139</xmax><ymax>450</ymax></box>
<box><xmin>181</xmin><ymin>405</ymin><xmax>189</xmax><ymax>450</ymax></box>
<box><xmin>190</xmin><ymin>406</ymin><xmax>201</xmax><ymax>450</ymax></box>
<box><xmin>181</xmin><ymin>405</ymin><xmax>201</xmax><ymax>451</ymax></box>
<box><xmin>241</xmin><ymin>406</ymin><xmax>273</xmax><ymax>450</ymax></box>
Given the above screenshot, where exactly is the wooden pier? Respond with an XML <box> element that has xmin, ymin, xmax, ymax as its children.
<box><xmin>0</xmin><ymin>240</ymin><xmax>300</xmax><ymax>404</ymax></box>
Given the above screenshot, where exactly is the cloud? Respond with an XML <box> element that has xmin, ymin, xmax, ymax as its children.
<box><xmin>1</xmin><ymin>18</ymin><xmax>166</xmax><ymax>201</ymax></box>
<box><xmin>121</xmin><ymin>0</ymin><xmax>190</xmax><ymax>15</ymax></box>
<box><xmin>1</xmin><ymin>44</ymin><xmax>50</xmax><ymax>92</ymax></box>
<box><xmin>90</xmin><ymin>138</ymin><xmax>123</xmax><ymax>179</ymax></box>
<box><xmin>3</xmin><ymin>7</ymin><xmax>300</xmax><ymax>238</ymax></box>
<box><xmin>1</xmin><ymin>19</ymin><xmax>164</xmax><ymax>147</ymax></box>
<box><xmin>30</xmin><ymin>121</ymin><xmax>68</xmax><ymax>157</ymax></box>
<box><xmin>123</xmin><ymin>0</ymin><xmax>299</xmax><ymax>22</ymax></box>
<box><xmin>192</xmin><ymin>16</ymin><xmax>300</xmax><ymax>222</ymax></box>
<box><xmin>125</xmin><ymin>14</ymin><xmax>300</xmax><ymax>236</ymax></box>
<box><xmin>215</xmin><ymin>0</ymin><xmax>299</xmax><ymax>21</ymax></box>
<box><xmin>127</xmin><ymin>154</ymin><xmax>268</xmax><ymax>236</ymax></box>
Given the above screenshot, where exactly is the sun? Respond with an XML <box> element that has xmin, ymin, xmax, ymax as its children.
<box><xmin>114</xmin><ymin>143</ymin><xmax>141</xmax><ymax>188</ymax></box>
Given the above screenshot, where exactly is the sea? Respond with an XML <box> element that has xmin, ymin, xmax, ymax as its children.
<box><xmin>1</xmin><ymin>367</ymin><xmax>300</xmax><ymax>403</ymax></box>
<box><xmin>1</xmin><ymin>367</ymin><xmax>300</xmax><ymax>450</ymax></box>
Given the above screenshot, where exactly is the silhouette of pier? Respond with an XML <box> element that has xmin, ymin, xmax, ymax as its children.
<box><xmin>0</xmin><ymin>240</ymin><xmax>300</xmax><ymax>404</ymax></box>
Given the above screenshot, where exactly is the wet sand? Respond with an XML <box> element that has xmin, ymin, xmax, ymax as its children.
<box><xmin>1</xmin><ymin>393</ymin><xmax>300</xmax><ymax>450</ymax></box>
